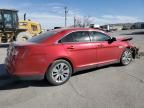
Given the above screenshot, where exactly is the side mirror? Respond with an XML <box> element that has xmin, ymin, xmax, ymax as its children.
<box><xmin>111</xmin><ymin>37</ymin><xmax>116</xmax><ymax>41</ymax></box>
<box><xmin>108</xmin><ymin>37</ymin><xmax>116</xmax><ymax>43</ymax></box>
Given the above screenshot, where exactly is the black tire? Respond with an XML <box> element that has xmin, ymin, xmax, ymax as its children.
<box><xmin>46</xmin><ymin>60</ymin><xmax>72</xmax><ymax>86</ymax></box>
<box><xmin>120</xmin><ymin>48</ymin><xmax>133</xmax><ymax>66</ymax></box>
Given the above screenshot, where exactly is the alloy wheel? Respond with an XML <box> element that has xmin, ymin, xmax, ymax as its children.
<box><xmin>122</xmin><ymin>50</ymin><xmax>132</xmax><ymax>65</ymax></box>
<box><xmin>51</xmin><ymin>63</ymin><xmax>70</xmax><ymax>83</ymax></box>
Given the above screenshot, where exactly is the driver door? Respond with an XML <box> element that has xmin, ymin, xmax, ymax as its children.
<box><xmin>90</xmin><ymin>31</ymin><xmax>121</xmax><ymax>64</ymax></box>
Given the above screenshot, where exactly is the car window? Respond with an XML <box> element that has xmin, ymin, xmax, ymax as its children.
<box><xmin>74</xmin><ymin>31</ymin><xmax>90</xmax><ymax>42</ymax></box>
<box><xmin>4</xmin><ymin>12</ymin><xmax>13</xmax><ymax>28</ymax></box>
<box><xmin>28</xmin><ymin>31</ymin><xmax>57</xmax><ymax>43</ymax></box>
<box><xmin>60</xmin><ymin>32</ymin><xmax>74</xmax><ymax>43</ymax></box>
<box><xmin>90</xmin><ymin>31</ymin><xmax>111</xmax><ymax>41</ymax></box>
<box><xmin>60</xmin><ymin>31</ymin><xmax>90</xmax><ymax>43</ymax></box>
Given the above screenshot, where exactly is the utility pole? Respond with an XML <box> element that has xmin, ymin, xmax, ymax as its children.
<box><xmin>64</xmin><ymin>6</ymin><xmax>68</xmax><ymax>27</ymax></box>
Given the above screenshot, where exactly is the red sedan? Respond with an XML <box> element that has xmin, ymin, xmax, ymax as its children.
<box><xmin>5</xmin><ymin>28</ymin><xmax>138</xmax><ymax>85</ymax></box>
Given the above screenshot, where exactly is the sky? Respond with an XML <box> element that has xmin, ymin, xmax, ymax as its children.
<box><xmin>0</xmin><ymin>0</ymin><xmax>144</xmax><ymax>29</ymax></box>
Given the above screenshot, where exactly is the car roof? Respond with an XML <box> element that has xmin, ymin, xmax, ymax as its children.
<box><xmin>0</xmin><ymin>9</ymin><xmax>18</xmax><ymax>12</ymax></box>
<box><xmin>40</xmin><ymin>27</ymin><xmax>109</xmax><ymax>44</ymax></box>
<box><xmin>52</xmin><ymin>27</ymin><xmax>105</xmax><ymax>33</ymax></box>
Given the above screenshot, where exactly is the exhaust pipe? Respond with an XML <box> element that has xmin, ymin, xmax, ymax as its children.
<box><xmin>24</xmin><ymin>13</ymin><xmax>26</xmax><ymax>20</ymax></box>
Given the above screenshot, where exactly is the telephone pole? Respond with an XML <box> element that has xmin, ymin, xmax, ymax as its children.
<box><xmin>64</xmin><ymin>6</ymin><xmax>68</xmax><ymax>27</ymax></box>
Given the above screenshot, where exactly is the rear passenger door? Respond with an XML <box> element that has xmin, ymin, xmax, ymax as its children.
<box><xmin>59</xmin><ymin>31</ymin><xmax>96</xmax><ymax>69</ymax></box>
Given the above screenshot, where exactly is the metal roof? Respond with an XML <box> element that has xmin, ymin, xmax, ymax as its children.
<box><xmin>0</xmin><ymin>9</ymin><xmax>18</xmax><ymax>12</ymax></box>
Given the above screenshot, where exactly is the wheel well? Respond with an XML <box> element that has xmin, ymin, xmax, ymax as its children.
<box><xmin>126</xmin><ymin>46</ymin><xmax>131</xmax><ymax>49</ymax></box>
<box><xmin>126</xmin><ymin>46</ymin><xmax>136</xmax><ymax>59</ymax></box>
<box><xmin>46</xmin><ymin>58</ymin><xmax>74</xmax><ymax>75</ymax></box>
<box><xmin>55</xmin><ymin>58</ymin><xmax>74</xmax><ymax>73</ymax></box>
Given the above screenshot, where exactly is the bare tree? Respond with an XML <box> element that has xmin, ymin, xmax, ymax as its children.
<box><xmin>83</xmin><ymin>16</ymin><xmax>92</xmax><ymax>27</ymax></box>
<box><xmin>74</xmin><ymin>16</ymin><xmax>92</xmax><ymax>27</ymax></box>
<box><xmin>75</xmin><ymin>17</ymin><xmax>83</xmax><ymax>27</ymax></box>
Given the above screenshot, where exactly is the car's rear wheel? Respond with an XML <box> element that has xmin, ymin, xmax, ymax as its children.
<box><xmin>46</xmin><ymin>60</ymin><xmax>72</xmax><ymax>86</ymax></box>
<box><xmin>120</xmin><ymin>48</ymin><xmax>133</xmax><ymax>66</ymax></box>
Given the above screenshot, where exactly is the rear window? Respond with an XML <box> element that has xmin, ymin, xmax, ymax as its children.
<box><xmin>28</xmin><ymin>31</ymin><xmax>57</xmax><ymax>43</ymax></box>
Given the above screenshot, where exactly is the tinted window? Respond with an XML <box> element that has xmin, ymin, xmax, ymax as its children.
<box><xmin>28</xmin><ymin>31</ymin><xmax>57</xmax><ymax>43</ymax></box>
<box><xmin>90</xmin><ymin>31</ymin><xmax>111</xmax><ymax>41</ymax></box>
<box><xmin>60</xmin><ymin>33</ymin><xmax>74</xmax><ymax>43</ymax></box>
<box><xmin>60</xmin><ymin>31</ymin><xmax>90</xmax><ymax>43</ymax></box>
<box><xmin>74</xmin><ymin>31</ymin><xmax>90</xmax><ymax>42</ymax></box>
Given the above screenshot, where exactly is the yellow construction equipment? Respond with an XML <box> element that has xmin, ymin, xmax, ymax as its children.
<box><xmin>17</xmin><ymin>20</ymin><xmax>41</xmax><ymax>41</ymax></box>
<box><xmin>0</xmin><ymin>9</ymin><xmax>42</xmax><ymax>43</ymax></box>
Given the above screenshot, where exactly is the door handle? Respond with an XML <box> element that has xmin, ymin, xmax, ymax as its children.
<box><xmin>67</xmin><ymin>46</ymin><xmax>75</xmax><ymax>49</ymax></box>
<box><xmin>97</xmin><ymin>44</ymin><xmax>103</xmax><ymax>47</ymax></box>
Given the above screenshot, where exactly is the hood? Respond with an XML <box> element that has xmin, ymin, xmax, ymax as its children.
<box><xmin>116</xmin><ymin>36</ymin><xmax>133</xmax><ymax>41</ymax></box>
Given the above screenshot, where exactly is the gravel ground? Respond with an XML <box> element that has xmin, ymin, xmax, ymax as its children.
<box><xmin>0</xmin><ymin>29</ymin><xmax>144</xmax><ymax>108</ymax></box>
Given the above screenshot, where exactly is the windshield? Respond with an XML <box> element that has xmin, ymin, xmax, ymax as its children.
<box><xmin>4</xmin><ymin>12</ymin><xmax>13</xmax><ymax>28</ymax></box>
<box><xmin>28</xmin><ymin>31</ymin><xmax>58</xmax><ymax>43</ymax></box>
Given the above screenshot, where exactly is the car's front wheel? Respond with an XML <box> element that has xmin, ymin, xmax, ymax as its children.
<box><xmin>46</xmin><ymin>60</ymin><xmax>72</xmax><ymax>86</ymax></box>
<box><xmin>120</xmin><ymin>48</ymin><xmax>133</xmax><ymax>66</ymax></box>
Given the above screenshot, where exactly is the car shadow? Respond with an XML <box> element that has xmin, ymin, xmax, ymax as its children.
<box><xmin>0</xmin><ymin>63</ymin><xmax>121</xmax><ymax>90</ymax></box>
<box><xmin>0</xmin><ymin>64</ymin><xmax>52</xmax><ymax>90</ymax></box>
<box><xmin>0</xmin><ymin>80</ymin><xmax>52</xmax><ymax>90</ymax></box>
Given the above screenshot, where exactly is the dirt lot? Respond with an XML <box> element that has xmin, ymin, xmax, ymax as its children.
<box><xmin>0</xmin><ymin>29</ymin><xmax>144</xmax><ymax>108</ymax></box>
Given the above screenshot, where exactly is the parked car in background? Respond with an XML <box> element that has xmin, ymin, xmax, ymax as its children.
<box><xmin>5</xmin><ymin>28</ymin><xmax>139</xmax><ymax>86</ymax></box>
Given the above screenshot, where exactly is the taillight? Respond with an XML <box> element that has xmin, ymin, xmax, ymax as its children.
<box><xmin>12</xmin><ymin>48</ymin><xmax>19</xmax><ymax>56</ymax></box>
<box><xmin>15</xmin><ymin>46</ymin><xmax>28</xmax><ymax>58</ymax></box>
